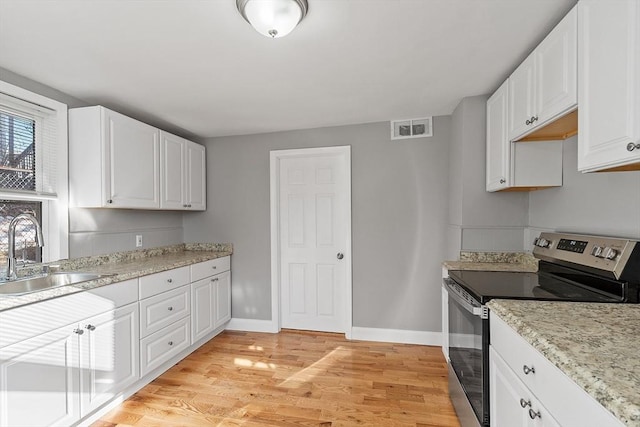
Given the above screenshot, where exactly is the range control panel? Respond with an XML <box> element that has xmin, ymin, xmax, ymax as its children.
<box><xmin>533</xmin><ymin>232</ymin><xmax>638</xmax><ymax>279</ymax></box>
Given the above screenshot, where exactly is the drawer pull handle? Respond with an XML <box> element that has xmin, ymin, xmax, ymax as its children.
<box><xmin>168</xmin><ymin>306</ymin><xmax>173</xmax><ymax>311</ymax></box>
<box><xmin>520</xmin><ymin>398</ymin><xmax>531</xmax><ymax>408</ymax></box>
<box><xmin>529</xmin><ymin>409</ymin><xmax>541</xmax><ymax>420</ymax></box>
<box><xmin>168</xmin><ymin>341</ymin><xmax>173</xmax><ymax>346</ymax></box>
<box><xmin>523</xmin><ymin>365</ymin><xmax>535</xmax><ymax>375</ymax></box>
<box><xmin>85</xmin><ymin>324</ymin><xmax>96</xmax><ymax>331</ymax></box>
<box><xmin>167</xmin><ymin>278</ymin><xmax>173</xmax><ymax>283</ymax></box>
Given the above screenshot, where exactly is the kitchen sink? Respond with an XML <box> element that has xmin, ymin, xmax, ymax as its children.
<box><xmin>0</xmin><ymin>272</ymin><xmax>113</xmax><ymax>296</ymax></box>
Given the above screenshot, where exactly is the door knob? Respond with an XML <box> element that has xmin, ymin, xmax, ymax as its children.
<box><xmin>337</xmin><ymin>253</ymin><xmax>344</xmax><ymax>260</ymax></box>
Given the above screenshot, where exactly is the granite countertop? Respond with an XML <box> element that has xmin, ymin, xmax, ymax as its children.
<box><xmin>0</xmin><ymin>243</ymin><xmax>233</xmax><ymax>312</ymax></box>
<box><xmin>443</xmin><ymin>251</ymin><xmax>539</xmax><ymax>272</ymax></box>
<box><xmin>489</xmin><ymin>299</ymin><xmax>640</xmax><ymax>425</ymax></box>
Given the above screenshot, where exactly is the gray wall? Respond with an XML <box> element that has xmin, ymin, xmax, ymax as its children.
<box><xmin>183</xmin><ymin>119</ymin><xmax>451</xmax><ymax>332</ymax></box>
<box><xmin>447</xmin><ymin>96</ymin><xmax>529</xmax><ymax>259</ymax></box>
<box><xmin>528</xmin><ymin>136</ymin><xmax>640</xmax><ymax>239</ymax></box>
<box><xmin>0</xmin><ymin>68</ymin><xmax>185</xmax><ymax>258</ymax></box>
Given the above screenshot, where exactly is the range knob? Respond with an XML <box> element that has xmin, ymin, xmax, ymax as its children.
<box><xmin>536</xmin><ymin>238</ymin><xmax>551</xmax><ymax>248</ymax></box>
<box><xmin>591</xmin><ymin>246</ymin><xmax>604</xmax><ymax>258</ymax></box>
<box><xmin>603</xmin><ymin>247</ymin><xmax>618</xmax><ymax>260</ymax></box>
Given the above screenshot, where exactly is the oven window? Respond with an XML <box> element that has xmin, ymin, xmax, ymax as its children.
<box><xmin>448</xmin><ymin>292</ymin><xmax>485</xmax><ymax>423</ymax></box>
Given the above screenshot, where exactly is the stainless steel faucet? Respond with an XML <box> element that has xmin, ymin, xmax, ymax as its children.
<box><xmin>5</xmin><ymin>213</ymin><xmax>44</xmax><ymax>281</ymax></box>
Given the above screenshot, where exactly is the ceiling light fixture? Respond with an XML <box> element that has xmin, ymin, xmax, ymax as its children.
<box><xmin>236</xmin><ymin>0</ymin><xmax>308</xmax><ymax>38</ymax></box>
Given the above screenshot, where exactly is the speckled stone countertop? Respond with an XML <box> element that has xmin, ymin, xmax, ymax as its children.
<box><xmin>0</xmin><ymin>243</ymin><xmax>232</xmax><ymax>312</ymax></box>
<box><xmin>489</xmin><ymin>300</ymin><xmax>640</xmax><ymax>425</ymax></box>
<box><xmin>443</xmin><ymin>251</ymin><xmax>538</xmax><ymax>272</ymax></box>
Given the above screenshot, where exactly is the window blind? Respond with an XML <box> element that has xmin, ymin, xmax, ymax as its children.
<box><xmin>0</xmin><ymin>93</ymin><xmax>58</xmax><ymax>198</ymax></box>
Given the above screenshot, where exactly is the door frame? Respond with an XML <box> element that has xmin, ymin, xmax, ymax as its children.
<box><xmin>269</xmin><ymin>146</ymin><xmax>352</xmax><ymax>338</ymax></box>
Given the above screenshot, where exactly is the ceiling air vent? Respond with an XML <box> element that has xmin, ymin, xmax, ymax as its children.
<box><xmin>390</xmin><ymin>117</ymin><xmax>433</xmax><ymax>140</ymax></box>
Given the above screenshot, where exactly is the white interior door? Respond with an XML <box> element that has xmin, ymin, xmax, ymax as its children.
<box><xmin>274</xmin><ymin>147</ymin><xmax>351</xmax><ymax>333</ymax></box>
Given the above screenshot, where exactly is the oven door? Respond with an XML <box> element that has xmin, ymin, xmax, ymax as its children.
<box><xmin>444</xmin><ymin>278</ymin><xmax>490</xmax><ymax>427</ymax></box>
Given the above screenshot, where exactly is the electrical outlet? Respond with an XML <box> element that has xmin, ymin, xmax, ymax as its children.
<box><xmin>136</xmin><ymin>235</ymin><xmax>143</xmax><ymax>247</ymax></box>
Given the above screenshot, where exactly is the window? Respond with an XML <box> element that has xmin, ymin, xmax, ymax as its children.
<box><xmin>0</xmin><ymin>81</ymin><xmax>69</xmax><ymax>265</ymax></box>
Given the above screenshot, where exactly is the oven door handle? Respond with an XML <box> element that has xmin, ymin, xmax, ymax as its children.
<box><xmin>444</xmin><ymin>278</ymin><xmax>489</xmax><ymax>319</ymax></box>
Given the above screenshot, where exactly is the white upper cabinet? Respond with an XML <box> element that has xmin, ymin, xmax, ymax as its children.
<box><xmin>185</xmin><ymin>140</ymin><xmax>206</xmax><ymax>210</ymax></box>
<box><xmin>159</xmin><ymin>131</ymin><xmax>206</xmax><ymax>211</ymax></box>
<box><xmin>578</xmin><ymin>0</ymin><xmax>640</xmax><ymax>172</ymax></box>
<box><xmin>70</xmin><ymin>106</ymin><xmax>206</xmax><ymax>210</ymax></box>
<box><xmin>509</xmin><ymin>5</ymin><xmax>577</xmax><ymax>142</ymax></box>
<box><xmin>487</xmin><ymin>80</ymin><xmax>511</xmax><ymax>191</ymax></box>
<box><xmin>159</xmin><ymin>131</ymin><xmax>186</xmax><ymax>210</ymax></box>
<box><xmin>69</xmin><ymin>106</ymin><xmax>160</xmax><ymax>209</ymax></box>
<box><xmin>487</xmin><ymin>80</ymin><xmax>563</xmax><ymax>192</ymax></box>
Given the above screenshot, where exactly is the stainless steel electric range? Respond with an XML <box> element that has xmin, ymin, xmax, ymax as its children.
<box><xmin>443</xmin><ymin>232</ymin><xmax>640</xmax><ymax>427</ymax></box>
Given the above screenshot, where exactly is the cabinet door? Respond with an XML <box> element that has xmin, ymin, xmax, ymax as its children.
<box><xmin>80</xmin><ymin>304</ymin><xmax>139</xmax><ymax>416</ymax></box>
<box><xmin>508</xmin><ymin>55</ymin><xmax>536</xmax><ymax>141</ymax></box>
<box><xmin>0</xmin><ymin>326</ymin><xmax>81</xmax><ymax>427</ymax></box>
<box><xmin>490</xmin><ymin>347</ymin><xmax>561</xmax><ymax>427</ymax></box>
<box><xmin>186</xmin><ymin>142</ymin><xmax>206</xmax><ymax>210</ymax></box>
<box><xmin>160</xmin><ymin>131</ymin><xmax>186</xmax><ymax>209</ymax></box>
<box><xmin>104</xmin><ymin>108</ymin><xmax>160</xmax><ymax>208</ymax></box>
<box><xmin>578</xmin><ymin>0</ymin><xmax>640</xmax><ymax>172</ymax></box>
<box><xmin>535</xmin><ymin>5</ymin><xmax>577</xmax><ymax>126</ymax></box>
<box><xmin>191</xmin><ymin>277</ymin><xmax>215</xmax><ymax>343</ymax></box>
<box><xmin>487</xmin><ymin>80</ymin><xmax>510</xmax><ymax>191</ymax></box>
<box><xmin>214</xmin><ymin>270</ymin><xmax>231</xmax><ymax>328</ymax></box>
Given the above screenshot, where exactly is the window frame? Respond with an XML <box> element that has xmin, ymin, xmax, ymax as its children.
<box><xmin>0</xmin><ymin>80</ymin><xmax>69</xmax><ymax>263</ymax></box>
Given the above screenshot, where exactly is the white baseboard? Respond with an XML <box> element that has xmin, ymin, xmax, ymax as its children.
<box><xmin>350</xmin><ymin>327</ymin><xmax>442</xmax><ymax>346</ymax></box>
<box><xmin>226</xmin><ymin>317</ymin><xmax>278</xmax><ymax>333</ymax></box>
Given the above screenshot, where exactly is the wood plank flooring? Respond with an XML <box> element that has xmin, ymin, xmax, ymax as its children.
<box><xmin>93</xmin><ymin>330</ymin><xmax>461</xmax><ymax>427</ymax></box>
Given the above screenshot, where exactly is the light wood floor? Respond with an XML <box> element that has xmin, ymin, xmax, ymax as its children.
<box><xmin>93</xmin><ymin>330</ymin><xmax>461</xmax><ymax>427</ymax></box>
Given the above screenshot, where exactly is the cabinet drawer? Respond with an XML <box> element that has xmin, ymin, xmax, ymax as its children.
<box><xmin>190</xmin><ymin>256</ymin><xmax>230</xmax><ymax>282</ymax></box>
<box><xmin>140</xmin><ymin>316</ymin><xmax>190</xmax><ymax>377</ymax></box>
<box><xmin>139</xmin><ymin>286</ymin><xmax>190</xmax><ymax>338</ymax></box>
<box><xmin>139</xmin><ymin>266</ymin><xmax>189</xmax><ymax>299</ymax></box>
<box><xmin>490</xmin><ymin>314</ymin><xmax>623</xmax><ymax>426</ymax></box>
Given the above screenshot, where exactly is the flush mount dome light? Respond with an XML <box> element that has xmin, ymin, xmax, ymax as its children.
<box><xmin>236</xmin><ymin>0</ymin><xmax>308</xmax><ymax>38</ymax></box>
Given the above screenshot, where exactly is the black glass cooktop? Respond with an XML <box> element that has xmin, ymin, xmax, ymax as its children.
<box><xmin>448</xmin><ymin>265</ymin><xmax>625</xmax><ymax>305</ymax></box>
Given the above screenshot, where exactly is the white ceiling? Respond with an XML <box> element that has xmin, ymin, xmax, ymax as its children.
<box><xmin>0</xmin><ymin>0</ymin><xmax>576</xmax><ymax>139</ymax></box>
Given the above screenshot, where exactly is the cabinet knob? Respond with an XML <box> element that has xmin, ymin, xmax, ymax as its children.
<box><xmin>168</xmin><ymin>341</ymin><xmax>173</xmax><ymax>346</ymax></box>
<box><xmin>337</xmin><ymin>253</ymin><xmax>344</xmax><ymax>260</ymax></box>
<box><xmin>523</xmin><ymin>365</ymin><xmax>535</xmax><ymax>375</ymax></box>
<box><xmin>73</xmin><ymin>328</ymin><xmax>84</xmax><ymax>335</ymax></box>
<box><xmin>212</xmin><ymin>266</ymin><xmax>217</xmax><ymax>269</ymax></box>
<box><xmin>499</xmin><ymin>178</ymin><xmax>506</xmax><ymax>184</ymax></box>
<box><xmin>107</xmin><ymin>199</ymin><xmax>113</xmax><ymax>204</ymax></box>
<box><xmin>528</xmin><ymin>409</ymin><xmax>541</xmax><ymax>420</ymax></box>
<box><xmin>212</xmin><ymin>277</ymin><xmax>219</xmax><ymax>282</ymax></box>
<box><xmin>167</xmin><ymin>278</ymin><xmax>173</xmax><ymax>283</ymax></box>
<box><xmin>85</xmin><ymin>324</ymin><xmax>96</xmax><ymax>331</ymax></box>
<box><xmin>520</xmin><ymin>398</ymin><xmax>531</xmax><ymax>408</ymax></box>
<box><xmin>183</xmin><ymin>204</ymin><xmax>188</xmax><ymax>208</ymax></box>
<box><xmin>627</xmin><ymin>142</ymin><xmax>640</xmax><ymax>152</ymax></box>
<box><xmin>168</xmin><ymin>306</ymin><xmax>173</xmax><ymax>311</ymax></box>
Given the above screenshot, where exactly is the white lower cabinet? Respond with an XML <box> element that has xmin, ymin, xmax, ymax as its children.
<box><xmin>0</xmin><ymin>292</ymin><xmax>139</xmax><ymax>427</ymax></box>
<box><xmin>190</xmin><ymin>257</ymin><xmax>232</xmax><ymax>343</ymax></box>
<box><xmin>490</xmin><ymin>314</ymin><xmax>623</xmax><ymax>427</ymax></box>
<box><xmin>0</xmin><ymin>257</ymin><xmax>232</xmax><ymax>426</ymax></box>
<box><xmin>490</xmin><ymin>346</ymin><xmax>560</xmax><ymax>427</ymax></box>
